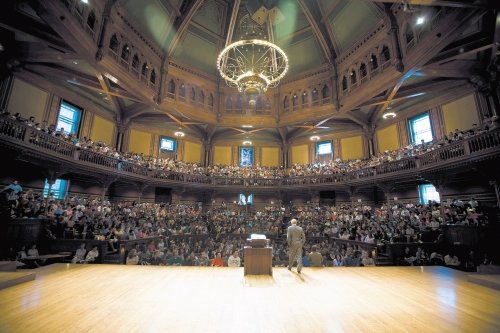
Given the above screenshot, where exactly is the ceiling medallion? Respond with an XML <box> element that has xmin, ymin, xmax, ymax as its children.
<box><xmin>217</xmin><ymin>14</ymin><xmax>289</xmax><ymax>105</ymax></box>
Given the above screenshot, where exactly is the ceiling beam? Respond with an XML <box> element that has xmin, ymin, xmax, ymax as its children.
<box><xmin>364</xmin><ymin>0</ymin><xmax>487</xmax><ymax>8</ymax></box>
<box><xmin>297</xmin><ymin>0</ymin><xmax>335</xmax><ymax>63</ymax></box>
<box><xmin>418</xmin><ymin>67</ymin><xmax>474</xmax><ymax>78</ymax></box>
<box><xmin>189</xmin><ymin>21</ymin><xmax>226</xmax><ymax>41</ymax></box>
<box><xmin>369</xmin><ymin>69</ymin><xmax>418</xmax><ymax>123</ymax></box>
<box><xmin>287</xmin><ymin>126</ymin><xmax>315</xmax><ymax>142</ymax></box>
<box><xmin>204</xmin><ymin>124</ymin><xmax>217</xmax><ymax>143</ymax></box>
<box><xmin>167</xmin><ymin>0</ymin><xmax>206</xmax><ymax>57</ymax></box>
<box><xmin>224</xmin><ymin>0</ymin><xmax>241</xmax><ymax>47</ymax></box>
<box><xmin>358</xmin><ymin>79</ymin><xmax>468</xmax><ymax>107</ymax></box>
<box><xmin>96</xmin><ymin>73</ymin><xmax>122</xmax><ymax>113</ymax></box>
<box><xmin>123</xmin><ymin>104</ymin><xmax>151</xmax><ymax>124</ymax></box>
<box><xmin>320</xmin><ymin>0</ymin><xmax>343</xmax><ymax>23</ymax></box>
<box><xmin>160</xmin><ymin>108</ymin><xmax>204</xmax><ymax>138</ymax></box>
<box><xmin>428</xmin><ymin>43</ymin><xmax>495</xmax><ymax>66</ymax></box>
<box><xmin>278</xmin><ymin>127</ymin><xmax>288</xmax><ymax>144</ymax></box>
<box><xmin>21</xmin><ymin>45</ymin><xmax>78</xmax><ymax>63</ymax></box>
<box><xmin>23</xmin><ymin>63</ymin><xmax>143</xmax><ymax>102</ymax></box>
<box><xmin>315</xmin><ymin>111</ymin><xmax>367</xmax><ymax>129</ymax></box>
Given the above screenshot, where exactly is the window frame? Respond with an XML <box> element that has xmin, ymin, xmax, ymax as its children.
<box><xmin>238</xmin><ymin>193</ymin><xmax>254</xmax><ymax>205</ymax></box>
<box><xmin>57</xmin><ymin>100</ymin><xmax>83</xmax><ymax>135</ymax></box>
<box><xmin>43</xmin><ymin>178</ymin><xmax>69</xmax><ymax>200</ymax></box>
<box><xmin>418</xmin><ymin>184</ymin><xmax>440</xmax><ymax>204</ymax></box>
<box><xmin>409</xmin><ymin>112</ymin><xmax>434</xmax><ymax>144</ymax></box>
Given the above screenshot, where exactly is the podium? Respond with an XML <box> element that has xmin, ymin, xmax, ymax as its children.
<box><xmin>244</xmin><ymin>247</ymin><xmax>272</xmax><ymax>276</ymax></box>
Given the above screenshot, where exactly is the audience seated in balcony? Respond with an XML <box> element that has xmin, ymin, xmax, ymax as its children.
<box><xmin>1</xmin><ymin>112</ymin><xmax>497</xmax><ymax>183</ymax></box>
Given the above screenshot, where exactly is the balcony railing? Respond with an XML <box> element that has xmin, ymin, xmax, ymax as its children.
<box><xmin>1</xmin><ymin>116</ymin><xmax>499</xmax><ymax>190</ymax></box>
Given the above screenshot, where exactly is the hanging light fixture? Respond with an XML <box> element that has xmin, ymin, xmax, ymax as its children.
<box><xmin>382</xmin><ymin>111</ymin><xmax>396</xmax><ymax>119</ymax></box>
<box><xmin>217</xmin><ymin>11</ymin><xmax>289</xmax><ymax>105</ymax></box>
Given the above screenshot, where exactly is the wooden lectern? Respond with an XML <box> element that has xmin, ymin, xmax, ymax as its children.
<box><xmin>244</xmin><ymin>234</ymin><xmax>272</xmax><ymax>275</ymax></box>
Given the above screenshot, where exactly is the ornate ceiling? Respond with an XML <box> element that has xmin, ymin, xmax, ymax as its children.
<box><xmin>0</xmin><ymin>0</ymin><xmax>497</xmax><ymax>146</ymax></box>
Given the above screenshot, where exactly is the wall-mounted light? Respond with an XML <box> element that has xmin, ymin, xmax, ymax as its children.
<box><xmin>242</xmin><ymin>125</ymin><xmax>253</xmax><ymax>128</ymax></box>
<box><xmin>243</xmin><ymin>140</ymin><xmax>252</xmax><ymax>145</ymax></box>
<box><xmin>310</xmin><ymin>135</ymin><xmax>320</xmax><ymax>141</ymax></box>
<box><xmin>416</xmin><ymin>16</ymin><xmax>426</xmax><ymax>25</ymax></box>
<box><xmin>382</xmin><ymin>112</ymin><xmax>396</xmax><ymax>119</ymax></box>
<box><xmin>174</xmin><ymin>131</ymin><xmax>185</xmax><ymax>137</ymax></box>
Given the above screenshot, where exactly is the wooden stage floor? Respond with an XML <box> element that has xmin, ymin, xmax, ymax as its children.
<box><xmin>0</xmin><ymin>264</ymin><xmax>499</xmax><ymax>333</ymax></box>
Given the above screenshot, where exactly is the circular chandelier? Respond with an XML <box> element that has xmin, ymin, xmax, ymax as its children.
<box><xmin>217</xmin><ymin>15</ymin><xmax>289</xmax><ymax>101</ymax></box>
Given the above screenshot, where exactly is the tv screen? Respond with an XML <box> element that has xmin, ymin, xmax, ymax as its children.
<box><xmin>317</xmin><ymin>141</ymin><xmax>332</xmax><ymax>155</ymax></box>
<box><xmin>160</xmin><ymin>137</ymin><xmax>176</xmax><ymax>151</ymax></box>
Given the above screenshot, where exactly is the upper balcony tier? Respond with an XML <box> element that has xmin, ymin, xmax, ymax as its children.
<box><xmin>0</xmin><ymin>115</ymin><xmax>499</xmax><ymax>192</ymax></box>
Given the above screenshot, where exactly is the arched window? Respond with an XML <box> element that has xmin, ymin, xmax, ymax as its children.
<box><xmin>121</xmin><ymin>45</ymin><xmax>130</xmax><ymax>61</ymax></box>
<box><xmin>150</xmin><ymin>70</ymin><xmax>156</xmax><ymax>85</ymax></box>
<box><xmin>312</xmin><ymin>88</ymin><xmax>318</xmax><ymax>104</ymax></box>
<box><xmin>350</xmin><ymin>70</ymin><xmax>357</xmax><ymax>85</ymax></box>
<box><xmin>87</xmin><ymin>10</ymin><xmax>96</xmax><ymax>31</ymax></box>
<box><xmin>109</xmin><ymin>34</ymin><xmax>119</xmax><ymax>53</ymax></box>
<box><xmin>322</xmin><ymin>85</ymin><xmax>330</xmax><ymax>103</ymax></box>
<box><xmin>131</xmin><ymin>54</ymin><xmax>140</xmax><ymax>71</ymax></box>
<box><xmin>236</xmin><ymin>95</ymin><xmax>243</xmax><ymax>109</ymax></box>
<box><xmin>141</xmin><ymin>63</ymin><xmax>149</xmax><ymax>77</ymax></box>
<box><xmin>360</xmin><ymin>63</ymin><xmax>367</xmax><ymax>78</ymax></box>
<box><xmin>179</xmin><ymin>84</ymin><xmax>186</xmax><ymax>98</ymax></box>
<box><xmin>168</xmin><ymin>80</ymin><xmax>176</xmax><ymax>96</ymax></box>
<box><xmin>208</xmin><ymin>94</ymin><xmax>214</xmax><ymax>108</ymax></box>
<box><xmin>226</xmin><ymin>96</ymin><xmax>233</xmax><ymax>110</ymax></box>
<box><xmin>370</xmin><ymin>54</ymin><xmax>378</xmax><ymax>70</ymax></box>
<box><xmin>76</xmin><ymin>1</ymin><xmax>84</xmax><ymax>16</ymax></box>
<box><xmin>381</xmin><ymin>45</ymin><xmax>391</xmax><ymax>63</ymax></box>
<box><xmin>342</xmin><ymin>76</ymin><xmax>348</xmax><ymax>91</ymax></box>
<box><xmin>292</xmin><ymin>94</ymin><xmax>298</xmax><ymax>108</ymax></box>
<box><xmin>255</xmin><ymin>96</ymin><xmax>263</xmax><ymax>110</ymax></box>
<box><xmin>190</xmin><ymin>88</ymin><xmax>196</xmax><ymax>103</ymax></box>
<box><xmin>199</xmin><ymin>90</ymin><xmax>205</xmax><ymax>105</ymax></box>
<box><xmin>302</xmin><ymin>91</ymin><xmax>308</xmax><ymax>106</ymax></box>
<box><xmin>404</xmin><ymin>24</ymin><xmax>415</xmax><ymax>46</ymax></box>
<box><xmin>264</xmin><ymin>97</ymin><xmax>271</xmax><ymax>111</ymax></box>
<box><xmin>283</xmin><ymin>96</ymin><xmax>289</xmax><ymax>110</ymax></box>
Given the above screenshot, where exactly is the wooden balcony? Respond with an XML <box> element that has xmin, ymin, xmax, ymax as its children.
<box><xmin>1</xmin><ymin>116</ymin><xmax>499</xmax><ymax>192</ymax></box>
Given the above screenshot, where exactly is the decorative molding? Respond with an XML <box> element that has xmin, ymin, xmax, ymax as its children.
<box><xmin>337</xmin><ymin>21</ymin><xmax>388</xmax><ymax>65</ymax></box>
<box><xmin>115</xmin><ymin>11</ymin><xmax>163</xmax><ymax>59</ymax></box>
<box><xmin>168</xmin><ymin>61</ymin><xmax>217</xmax><ymax>82</ymax></box>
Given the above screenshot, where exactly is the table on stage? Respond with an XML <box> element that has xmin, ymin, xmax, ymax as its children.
<box><xmin>244</xmin><ymin>246</ymin><xmax>272</xmax><ymax>276</ymax></box>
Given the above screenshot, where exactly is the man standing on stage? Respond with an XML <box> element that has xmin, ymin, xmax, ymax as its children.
<box><xmin>287</xmin><ymin>218</ymin><xmax>305</xmax><ymax>273</ymax></box>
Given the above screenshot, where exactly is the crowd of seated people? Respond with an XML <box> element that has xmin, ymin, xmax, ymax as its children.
<box><xmin>1</xmin><ymin>111</ymin><xmax>498</xmax><ymax>181</ymax></box>
<box><xmin>2</xmin><ymin>182</ymin><xmax>493</xmax><ymax>270</ymax></box>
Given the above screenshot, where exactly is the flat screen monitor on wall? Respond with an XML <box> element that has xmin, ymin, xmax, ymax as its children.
<box><xmin>160</xmin><ymin>137</ymin><xmax>176</xmax><ymax>152</ymax></box>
